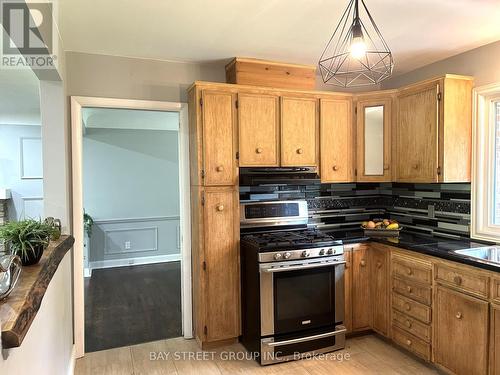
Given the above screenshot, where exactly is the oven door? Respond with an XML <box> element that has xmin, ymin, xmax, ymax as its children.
<box><xmin>259</xmin><ymin>257</ymin><xmax>345</xmax><ymax>336</ymax></box>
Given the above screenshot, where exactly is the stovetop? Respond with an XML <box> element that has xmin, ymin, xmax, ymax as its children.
<box><xmin>241</xmin><ymin>228</ymin><xmax>342</xmax><ymax>251</ymax></box>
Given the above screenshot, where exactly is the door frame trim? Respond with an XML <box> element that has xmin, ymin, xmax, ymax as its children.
<box><xmin>70</xmin><ymin>96</ymin><xmax>192</xmax><ymax>358</ymax></box>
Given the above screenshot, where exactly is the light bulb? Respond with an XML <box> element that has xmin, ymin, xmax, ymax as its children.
<box><xmin>350</xmin><ymin>36</ymin><xmax>366</xmax><ymax>59</ymax></box>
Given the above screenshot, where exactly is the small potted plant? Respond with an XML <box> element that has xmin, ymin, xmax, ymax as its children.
<box><xmin>0</xmin><ymin>219</ymin><xmax>56</xmax><ymax>266</ymax></box>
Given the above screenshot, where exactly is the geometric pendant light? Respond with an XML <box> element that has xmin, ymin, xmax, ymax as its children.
<box><xmin>318</xmin><ymin>0</ymin><xmax>394</xmax><ymax>87</ymax></box>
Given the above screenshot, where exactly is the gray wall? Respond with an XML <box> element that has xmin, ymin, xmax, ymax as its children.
<box><xmin>381</xmin><ymin>40</ymin><xmax>500</xmax><ymax>89</ymax></box>
<box><xmin>0</xmin><ymin>124</ymin><xmax>44</xmax><ymax>220</ymax></box>
<box><xmin>83</xmin><ymin>126</ymin><xmax>180</xmax><ymax>264</ymax></box>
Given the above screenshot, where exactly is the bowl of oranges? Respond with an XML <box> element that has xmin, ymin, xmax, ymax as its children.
<box><xmin>361</xmin><ymin>219</ymin><xmax>401</xmax><ymax>237</ymax></box>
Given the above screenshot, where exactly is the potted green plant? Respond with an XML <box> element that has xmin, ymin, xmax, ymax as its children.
<box><xmin>0</xmin><ymin>219</ymin><xmax>56</xmax><ymax>266</ymax></box>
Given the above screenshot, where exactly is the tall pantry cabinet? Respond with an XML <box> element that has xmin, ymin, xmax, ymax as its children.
<box><xmin>188</xmin><ymin>87</ymin><xmax>241</xmax><ymax>348</ymax></box>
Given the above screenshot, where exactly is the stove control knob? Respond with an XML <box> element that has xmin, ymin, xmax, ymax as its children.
<box><xmin>274</xmin><ymin>253</ymin><xmax>283</xmax><ymax>260</ymax></box>
<box><xmin>283</xmin><ymin>252</ymin><xmax>292</xmax><ymax>259</ymax></box>
<box><xmin>319</xmin><ymin>249</ymin><xmax>325</xmax><ymax>256</ymax></box>
<box><xmin>327</xmin><ymin>248</ymin><xmax>334</xmax><ymax>255</ymax></box>
<box><xmin>301</xmin><ymin>250</ymin><xmax>310</xmax><ymax>258</ymax></box>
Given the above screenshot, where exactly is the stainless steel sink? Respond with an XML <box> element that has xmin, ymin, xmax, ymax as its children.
<box><xmin>454</xmin><ymin>246</ymin><xmax>500</xmax><ymax>265</ymax></box>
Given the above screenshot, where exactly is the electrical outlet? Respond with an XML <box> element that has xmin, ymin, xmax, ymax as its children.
<box><xmin>124</xmin><ymin>241</ymin><xmax>131</xmax><ymax>250</ymax></box>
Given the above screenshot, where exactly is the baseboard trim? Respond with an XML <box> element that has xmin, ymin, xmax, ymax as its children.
<box><xmin>87</xmin><ymin>253</ymin><xmax>181</xmax><ymax>274</ymax></box>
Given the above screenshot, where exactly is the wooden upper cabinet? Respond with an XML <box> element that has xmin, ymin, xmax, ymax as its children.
<box><xmin>281</xmin><ymin>96</ymin><xmax>318</xmax><ymax>167</ymax></box>
<box><xmin>320</xmin><ymin>98</ymin><xmax>354</xmax><ymax>182</ymax></box>
<box><xmin>356</xmin><ymin>95</ymin><xmax>393</xmax><ymax>182</ymax></box>
<box><xmin>434</xmin><ymin>286</ymin><xmax>489</xmax><ymax>375</ymax></box>
<box><xmin>201</xmin><ymin>90</ymin><xmax>237</xmax><ymax>186</ymax></box>
<box><xmin>396</xmin><ymin>76</ymin><xmax>473</xmax><ymax>183</ymax></box>
<box><xmin>203</xmin><ymin>187</ymin><xmax>240</xmax><ymax>342</ymax></box>
<box><xmin>238</xmin><ymin>93</ymin><xmax>280</xmax><ymax>167</ymax></box>
<box><xmin>396</xmin><ymin>82</ymin><xmax>439</xmax><ymax>183</ymax></box>
<box><xmin>370</xmin><ymin>244</ymin><xmax>389</xmax><ymax>336</ymax></box>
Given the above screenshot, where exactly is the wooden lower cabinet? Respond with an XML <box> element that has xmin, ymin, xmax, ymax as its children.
<box><xmin>492</xmin><ymin>304</ymin><xmax>500</xmax><ymax>375</ymax></box>
<box><xmin>351</xmin><ymin>243</ymin><xmax>371</xmax><ymax>331</ymax></box>
<box><xmin>344</xmin><ymin>247</ymin><xmax>353</xmax><ymax>333</ymax></box>
<box><xmin>370</xmin><ymin>244</ymin><xmax>389</xmax><ymax>336</ymax></box>
<box><xmin>434</xmin><ymin>286</ymin><xmax>489</xmax><ymax>375</ymax></box>
<box><xmin>192</xmin><ymin>186</ymin><xmax>240</xmax><ymax>348</ymax></box>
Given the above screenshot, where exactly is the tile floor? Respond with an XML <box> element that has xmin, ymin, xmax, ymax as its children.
<box><xmin>75</xmin><ymin>334</ymin><xmax>439</xmax><ymax>375</ymax></box>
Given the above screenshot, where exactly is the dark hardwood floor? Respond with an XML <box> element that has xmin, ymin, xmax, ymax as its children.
<box><xmin>84</xmin><ymin>261</ymin><xmax>181</xmax><ymax>353</ymax></box>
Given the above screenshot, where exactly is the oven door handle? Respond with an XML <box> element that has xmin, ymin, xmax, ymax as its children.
<box><xmin>264</xmin><ymin>327</ymin><xmax>347</xmax><ymax>347</ymax></box>
<box><xmin>262</xmin><ymin>260</ymin><xmax>346</xmax><ymax>273</ymax></box>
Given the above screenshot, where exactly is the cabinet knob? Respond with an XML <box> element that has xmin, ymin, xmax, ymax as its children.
<box><xmin>296</xmin><ymin>148</ymin><xmax>303</xmax><ymax>154</ymax></box>
<box><xmin>216</xmin><ymin>165</ymin><xmax>224</xmax><ymax>172</ymax></box>
<box><xmin>376</xmin><ymin>261</ymin><xmax>382</xmax><ymax>269</ymax></box>
<box><xmin>383</xmin><ymin>164</ymin><xmax>390</xmax><ymax>171</ymax></box>
<box><xmin>406</xmin><ymin>267</ymin><xmax>413</xmax><ymax>275</ymax></box>
<box><xmin>360</xmin><ymin>259</ymin><xmax>366</xmax><ymax>267</ymax></box>
<box><xmin>412</xmin><ymin>164</ymin><xmax>419</xmax><ymax>170</ymax></box>
<box><xmin>256</xmin><ymin>147</ymin><xmax>263</xmax><ymax>154</ymax></box>
<box><xmin>453</xmin><ymin>275</ymin><xmax>462</xmax><ymax>285</ymax></box>
<box><xmin>406</xmin><ymin>339</ymin><xmax>412</xmax><ymax>346</ymax></box>
<box><xmin>406</xmin><ymin>285</ymin><xmax>413</xmax><ymax>293</ymax></box>
<box><xmin>405</xmin><ymin>303</ymin><xmax>411</xmax><ymax>311</ymax></box>
<box><xmin>332</xmin><ymin>165</ymin><xmax>339</xmax><ymax>171</ymax></box>
<box><xmin>216</xmin><ymin>204</ymin><xmax>224</xmax><ymax>212</ymax></box>
<box><xmin>456</xmin><ymin>312</ymin><xmax>463</xmax><ymax>320</ymax></box>
<box><xmin>405</xmin><ymin>320</ymin><xmax>412</xmax><ymax>328</ymax></box>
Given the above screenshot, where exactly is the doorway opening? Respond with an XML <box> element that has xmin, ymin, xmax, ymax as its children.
<box><xmin>71</xmin><ymin>97</ymin><xmax>191</xmax><ymax>358</ymax></box>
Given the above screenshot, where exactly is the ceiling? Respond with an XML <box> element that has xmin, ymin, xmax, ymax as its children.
<box><xmin>59</xmin><ymin>0</ymin><xmax>500</xmax><ymax>77</ymax></box>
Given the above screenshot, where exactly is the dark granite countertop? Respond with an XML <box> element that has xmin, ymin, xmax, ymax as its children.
<box><xmin>329</xmin><ymin>230</ymin><xmax>499</xmax><ymax>273</ymax></box>
<box><xmin>0</xmin><ymin>235</ymin><xmax>74</xmax><ymax>349</ymax></box>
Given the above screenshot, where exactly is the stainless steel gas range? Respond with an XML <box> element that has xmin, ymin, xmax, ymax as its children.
<box><xmin>240</xmin><ymin>200</ymin><xmax>346</xmax><ymax>365</ymax></box>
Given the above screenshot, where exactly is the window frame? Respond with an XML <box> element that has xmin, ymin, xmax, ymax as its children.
<box><xmin>471</xmin><ymin>83</ymin><xmax>500</xmax><ymax>242</ymax></box>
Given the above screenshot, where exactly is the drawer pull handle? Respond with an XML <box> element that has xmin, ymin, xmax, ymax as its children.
<box><xmin>296</xmin><ymin>148</ymin><xmax>303</xmax><ymax>154</ymax></box>
<box><xmin>332</xmin><ymin>165</ymin><xmax>339</xmax><ymax>171</ymax></box>
<box><xmin>456</xmin><ymin>312</ymin><xmax>463</xmax><ymax>320</ymax></box>
<box><xmin>216</xmin><ymin>205</ymin><xmax>224</xmax><ymax>212</ymax></box>
<box><xmin>406</xmin><ymin>286</ymin><xmax>413</xmax><ymax>293</ymax></box>
<box><xmin>406</xmin><ymin>339</ymin><xmax>412</xmax><ymax>346</ymax></box>
<box><xmin>454</xmin><ymin>275</ymin><xmax>462</xmax><ymax>285</ymax></box>
<box><xmin>406</xmin><ymin>268</ymin><xmax>413</xmax><ymax>276</ymax></box>
<box><xmin>360</xmin><ymin>260</ymin><xmax>366</xmax><ymax>267</ymax></box>
<box><xmin>256</xmin><ymin>147</ymin><xmax>263</xmax><ymax>154</ymax></box>
<box><xmin>405</xmin><ymin>320</ymin><xmax>412</xmax><ymax>328</ymax></box>
<box><xmin>377</xmin><ymin>261</ymin><xmax>382</xmax><ymax>269</ymax></box>
<box><xmin>405</xmin><ymin>303</ymin><xmax>411</xmax><ymax>311</ymax></box>
<box><xmin>216</xmin><ymin>165</ymin><xmax>224</xmax><ymax>172</ymax></box>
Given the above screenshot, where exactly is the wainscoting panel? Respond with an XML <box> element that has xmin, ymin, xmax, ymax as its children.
<box><xmin>88</xmin><ymin>216</ymin><xmax>180</xmax><ymax>269</ymax></box>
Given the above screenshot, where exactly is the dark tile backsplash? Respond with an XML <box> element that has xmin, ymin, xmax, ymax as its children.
<box><xmin>240</xmin><ymin>182</ymin><xmax>471</xmax><ymax>239</ymax></box>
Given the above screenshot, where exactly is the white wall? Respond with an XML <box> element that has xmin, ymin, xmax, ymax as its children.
<box><xmin>381</xmin><ymin>40</ymin><xmax>500</xmax><ymax>89</ymax></box>
<box><xmin>0</xmin><ymin>253</ymin><xmax>74</xmax><ymax>375</ymax></box>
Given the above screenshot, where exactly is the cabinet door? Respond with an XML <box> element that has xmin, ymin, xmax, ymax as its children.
<box><xmin>320</xmin><ymin>98</ymin><xmax>353</xmax><ymax>182</ymax></box>
<box><xmin>356</xmin><ymin>98</ymin><xmax>392</xmax><ymax>182</ymax></box>
<box><xmin>492</xmin><ymin>304</ymin><xmax>500</xmax><ymax>375</ymax></box>
<box><xmin>344</xmin><ymin>247</ymin><xmax>353</xmax><ymax>333</ymax></box>
<box><xmin>434</xmin><ymin>286</ymin><xmax>489</xmax><ymax>375</ymax></box>
<box><xmin>238</xmin><ymin>93</ymin><xmax>280</xmax><ymax>167</ymax></box>
<box><xmin>396</xmin><ymin>83</ymin><xmax>439</xmax><ymax>182</ymax></box>
<box><xmin>202</xmin><ymin>90</ymin><xmax>237</xmax><ymax>185</ymax></box>
<box><xmin>281</xmin><ymin>96</ymin><xmax>318</xmax><ymax>166</ymax></box>
<box><xmin>371</xmin><ymin>245</ymin><xmax>389</xmax><ymax>336</ymax></box>
<box><xmin>352</xmin><ymin>244</ymin><xmax>371</xmax><ymax>331</ymax></box>
<box><xmin>203</xmin><ymin>187</ymin><xmax>240</xmax><ymax>342</ymax></box>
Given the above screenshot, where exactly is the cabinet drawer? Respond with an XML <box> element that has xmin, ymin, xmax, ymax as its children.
<box><xmin>435</xmin><ymin>263</ymin><xmax>489</xmax><ymax>299</ymax></box>
<box><xmin>392</xmin><ymin>309</ymin><xmax>431</xmax><ymax>342</ymax></box>
<box><xmin>392</xmin><ymin>255</ymin><xmax>432</xmax><ymax>285</ymax></box>
<box><xmin>392</xmin><ymin>326</ymin><xmax>431</xmax><ymax>361</ymax></box>
<box><xmin>492</xmin><ymin>277</ymin><xmax>500</xmax><ymax>304</ymax></box>
<box><xmin>392</xmin><ymin>293</ymin><xmax>431</xmax><ymax>324</ymax></box>
<box><xmin>392</xmin><ymin>276</ymin><xmax>432</xmax><ymax>305</ymax></box>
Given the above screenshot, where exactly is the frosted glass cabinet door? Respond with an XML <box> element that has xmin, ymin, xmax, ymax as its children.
<box><xmin>356</xmin><ymin>97</ymin><xmax>392</xmax><ymax>182</ymax></box>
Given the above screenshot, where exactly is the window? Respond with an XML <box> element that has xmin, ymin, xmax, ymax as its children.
<box><xmin>472</xmin><ymin>84</ymin><xmax>500</xmax><ymax>242</ymax></box>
